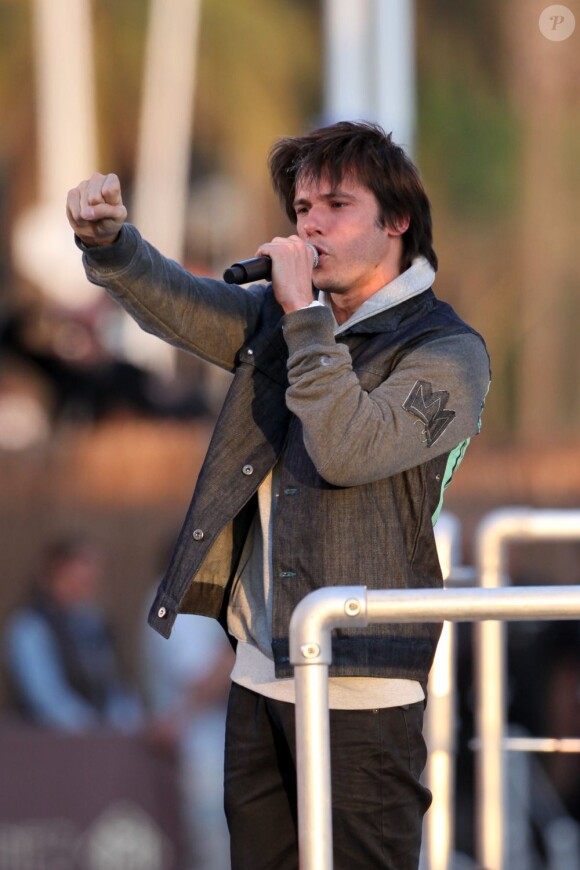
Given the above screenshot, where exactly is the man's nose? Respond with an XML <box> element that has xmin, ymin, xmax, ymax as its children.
<box><xmin>303</xmin><ymin>212</ymin><xmax>323</xmax><ymax>236</ymax></box>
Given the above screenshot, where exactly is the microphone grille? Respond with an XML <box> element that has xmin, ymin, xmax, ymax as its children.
<box><xmin>306</xmin><ymin>243</ymin><xmax>319</xmax><ymax>269</ymax></box>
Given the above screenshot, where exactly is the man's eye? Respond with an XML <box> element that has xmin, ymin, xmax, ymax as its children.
<box><xmin>331</xmin><ymin>201</ymin><xmax>347</xmax><ymax>208</ymax></box>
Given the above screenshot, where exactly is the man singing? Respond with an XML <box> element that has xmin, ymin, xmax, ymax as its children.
<box><xmin>67</xmin><ymin>121</ymin><xmax>490</xmax><ymax>869</ymax></box>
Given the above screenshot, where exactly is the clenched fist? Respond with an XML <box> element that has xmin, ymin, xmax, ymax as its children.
<box><xmin>66</xmin><ymin>172</ymin><xmax>127</xmax><ymax>247</ymax></box>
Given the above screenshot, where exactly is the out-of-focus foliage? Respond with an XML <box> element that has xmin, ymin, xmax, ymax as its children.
<box><xmin>1</xmin><ymin>0</ymin><xmax>578</xmax><ymax>444</ymax></box>
<box><xmin>92</xmin><ymin>0</ymin><xmax>149</xmax><ymax>174</ymax></box>
<box><xmin>0</xmin><ymin>1</ymin><xmax>34</xmax><ymax>233</ymax></box>
<box><xmin>420</xmin><ymin>77</ymin><xmax>520</xmax><ymax>223</ymax></box>
<box><xmin>0</xmin><ymin>3</ymin><xmax>34</xmax><ymax>163</ymax></box>
<box><xmin>91</xmin><ymin>0</ymin><xmax>320</xmax><ymax>197</ymax></box>
<box><xmin>195</xmin><ymin>0</ymin><xmax>321</xmax><ymax>173</ymax></box>
<box><xmin>1</xmin><ymin>0</ymin><xmax>320</xmax><ymax>215</ymax></box>
<box><xmin>416</xmin><ymin>0</ymin><xmax>579</xmax><ymax>443</ymax></box>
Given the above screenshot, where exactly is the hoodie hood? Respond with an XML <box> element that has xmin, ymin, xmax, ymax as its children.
<box><xmin>317</xmin><ymin>256</ymin><xmax>436</xmax><ymax>337</ymax></box>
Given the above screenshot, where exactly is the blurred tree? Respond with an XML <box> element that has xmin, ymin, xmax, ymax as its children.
<box><xmin>3</xmin><ymin>0</ymin><xmax>579</xmax><ymax>444</ymax></box>
<box><xmin>92</xmin><ymin>0</ymin><xmax>149</xmax><ymax>179</ymax></box>
<box><xmin>91</xmin><ymin>0</ymin><xmax>321</xmax><ymax>256</ymax></box>
<box><xmin>2</xmin><ymin>0</ymin><xmax>320</xmax><ymax>408</ymax></box>
<box><xmin>417</xmin><ymin>0</ymin><xmax>579</xmax><ymax>444</ymax></box>
<box><xmin>504</xmin><ymin>0</ymin><xmax>580</xmax><ymax>442</ymax></box>
<box><xmin>417</xmin><ymin>0</ymin><xmax>521</xmax><ymax>441</ymax></box>
<box><xmin>2</xmin><ymin>0</ymin><xmax>320</xmax><ymax>267</ymax></box>
<box><xmin>0</xmin><ymin>1</ymin><xmax>35</xmax><ymax>310</ymax></box>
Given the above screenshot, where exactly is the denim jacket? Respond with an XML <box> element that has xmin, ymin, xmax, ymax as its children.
<box><xmin>81</xmin><ymin>226</ymin><xmax>490</xmax><ymax>685</ymax></box>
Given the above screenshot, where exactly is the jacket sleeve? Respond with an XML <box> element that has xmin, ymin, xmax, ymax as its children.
<box><xmin>282</xmin><ymin>305</ymin><xmax>490</xmax><ymax>486</ymax></box>
<box><xmin>79</xmin><ymin>224</ymin><xmax>267</xmax><ymax>372</ymax></box>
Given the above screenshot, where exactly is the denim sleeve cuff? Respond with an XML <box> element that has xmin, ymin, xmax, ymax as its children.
<box><xmin>76</xmin><ymin>224</ymin><xmax>140</xmax><ymax>273</ymax></box>
<box><xmin>281</xmin><ymin>305</ymin><xmax>337</xmax><ymax>356</ymax></box>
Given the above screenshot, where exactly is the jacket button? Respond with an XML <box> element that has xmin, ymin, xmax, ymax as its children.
<box><xmin>158</xmin><ymin>606</ymin><xmax>167</xmax><ymax>618</ymax></box>
<box><xmin>192</xmin><ymin>528</ymin><xmax>204</xmax><ymax>541</ymax></box>
<box><xmin>242</xmin><ymin>464</ymin><xmax>254</xmax><ymax>476</ymax></box>
<box><xmin>319</xmin><ymin>355</ymin><xmax>332</xmax><ymax>366</ymax></box>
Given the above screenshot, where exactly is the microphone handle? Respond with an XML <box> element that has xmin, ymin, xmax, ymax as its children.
<box><xmin>223</xmin><ymin>256</ymin><xmax>271</xmax><ymax>284</ymax></box>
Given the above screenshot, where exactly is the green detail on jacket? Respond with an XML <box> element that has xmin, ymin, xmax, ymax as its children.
<box><xmin>432</xmin><ymin>438</ymin><xmax>470</xmax><ymax>526</ymax></box>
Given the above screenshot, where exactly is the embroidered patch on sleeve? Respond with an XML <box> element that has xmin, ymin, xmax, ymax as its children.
<box><xmin>402</xmin><ymin>380</ymin><xmax>456</xmax><ymax>447</ymax></box>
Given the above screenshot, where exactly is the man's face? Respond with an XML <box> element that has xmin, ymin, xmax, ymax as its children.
<box><xmin>293</xmin><ymin>174</ymin><xmax>401</xmax><ymax>298</ymax></box>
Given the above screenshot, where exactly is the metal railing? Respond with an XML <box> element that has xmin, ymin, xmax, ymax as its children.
<box><xmin>423</xmin><ymin>512</ymin><xmax>472</xmax><ymax>870</ymax></box>
<box><xmin>473</xmin><ymin>508</ymin><xmax>580</xmax><ymax>869</ymax></box>
<box><xmin>289</xmin><ymin>583</ymin><xmax>580</xmax><ymax>870</ymax></box>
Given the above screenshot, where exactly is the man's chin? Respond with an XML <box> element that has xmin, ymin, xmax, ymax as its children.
<box><xmin>316</xmin><ymin>281</ymin><xmax>346</xmax><ymax>296</ymax></box>
<box><xmin>312</xmin><ymin>270</ymin><xmax>339</xmax><ymax>295</ymax></box>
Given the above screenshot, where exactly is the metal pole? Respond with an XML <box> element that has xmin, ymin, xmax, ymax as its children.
<box><xmin>33</xmin><ymin>0</ymin><xmax>97</xmax><ymax>202</ymax></box>
<box><xmin>323</xmin><ymin>0</ymin><xmax>374</xmax><ymax>123</ymax></box>
<box><xmin>289</xmin><ymin>584</ymin><xmax>580</xmax><ymax>870</ymax></box>
<box><xmin>474</xmin><ymin>508</ymin><xmax>580</xmax><ymax>870</ymax></box>
<box><xmin>294</xmin><ymin>665</ymin><xmax>333</xmax><ymax>870</ymax></box>
<box><xmin>289</xmin><ymin>586</ymin><xmax>369</xmax><ymax>870</ymax></box>
<box><xmin>502</xmin><ymin>737</ymin><xmax>580</xmax><ymax>753</ymax></box>
<box><xmin>424</xmin><ymin>512</ymin><xmax>462</xmax><ymax>870</ymax></box>
<box><xmin>125</xmin><ymin>0</ymin><xmax>202</xmax><ymax>374</ymax></box>
<box><xmin>134</xmin><ymin>0</ymin><xmax>201</xmax><ymax>261</ymax></box>
<box><xmin>374</xmin><ymin>0</ymin><xmax>416</xmax><ymax>154</ymax></box>
<box><xmin>12</xmin><ymin>0</ymin><xmax>100</xmax><ymax>310</ymax></box>
<box><xmin>323</xmin><ymin>0</ymin><xmax>416</xmax><ymax>154</ymax></box>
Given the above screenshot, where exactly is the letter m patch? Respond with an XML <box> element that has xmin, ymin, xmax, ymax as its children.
<box><xmin>402</xmin><ymin>380</ymin><xmax>456</xmax><ymax>447</ymax></box>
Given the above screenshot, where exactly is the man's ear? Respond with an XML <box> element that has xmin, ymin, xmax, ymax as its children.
<box><xmin>386</xmin><ymin>215</ymin><xmax>410</xmax><ymax>237</ymax></box>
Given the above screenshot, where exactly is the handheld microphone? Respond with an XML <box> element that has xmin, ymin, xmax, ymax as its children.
<box><xmin>223</xmin><ymin>245</ymin><xmax>319</xmax><ymax>284</ymax></box>
<box><xmin>223</xmin><ymin>257</ymin><xmax>272</xmax><ymax>284</ymax></box>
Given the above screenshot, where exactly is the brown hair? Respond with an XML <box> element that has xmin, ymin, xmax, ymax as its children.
<box><xmin>268</xmin><ymin>120</ymin><xmax>437</xmax><ymax>272</ymax></box>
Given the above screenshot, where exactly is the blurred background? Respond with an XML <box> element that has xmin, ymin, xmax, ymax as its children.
<box><xmin>0</xmin><ymin>1</ymin><xmax>578</xmax><ymax>868</ymax></box>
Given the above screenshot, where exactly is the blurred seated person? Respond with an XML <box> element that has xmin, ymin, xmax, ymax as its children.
<box><xmin>142</xmin><ymin>568</ymin><xmax>234</xmax><ymax>870</ymax></box>
<box><xmin>3</xmin><ymin>537</ymin><xmax>143</xmax><ymax>732</ymax></box>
